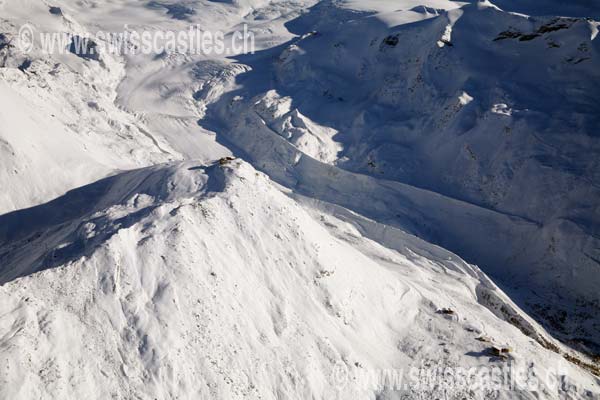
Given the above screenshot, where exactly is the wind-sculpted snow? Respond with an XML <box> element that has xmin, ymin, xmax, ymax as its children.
<box><xmin>0</xmin><ymin>0</ymin><xmax>599</xmax><ymax>398</ymax></box>
<box><xmin>0</xmin><ymin>162</ymin><xmax>218</xmax><ymax>284</ymax></box>
<box><xmin>0</xmin><ymin>1</ymin><xmax>178</xmax><ymax>214</ymax></box>
<box><xmin>194</xmin><ymin>0</ymin><xmax>600</xmax><ymax>353</ymax></box>
<box><xmin>1</xmin><ymin>160</ymin><xmax>598</xmax><ymax>398</ymax></box>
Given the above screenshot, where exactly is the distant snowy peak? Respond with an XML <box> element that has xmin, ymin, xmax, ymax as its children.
<box><xmin>487</xmin><ymin>0</ymin><xmax>600</xmax><ymax>20</ymax></box>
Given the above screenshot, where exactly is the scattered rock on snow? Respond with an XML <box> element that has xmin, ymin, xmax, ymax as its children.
<box><xmin>437</xmin><ymin>307</ymin><xmax>455</xmax><ymax>315</ymax></box>
<box><xmin>69</xmin><ymin>36</ymin><xmax>100</xmax><ymax>61</ymax></box>
<box><xmin>382</xmin><ymin>35</ymin><xmax>399</xmax><ymax>47</ymax></box>
<box><xmin>219</xmin><ymin>156</ymin><xmax>236</xmax><ymax>165</ymax></box>
<box><xmin>49</xmin><ymin>6</ymin><xmax>63</xmax><ymax>16</ymax></box>
<box><xmin>489</xmin><ymin>345</ymin><xmax>512</xmax><ymax>358</ymax></box>
<box><xmin>18</xmin><ymin>59</ymin><xmax>31</xmax><ymax>72</ymax></box>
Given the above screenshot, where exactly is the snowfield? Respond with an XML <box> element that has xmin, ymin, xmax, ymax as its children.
<box><xmin>0</xmin><ymin>0</ymin><xmax>599</xmax><ymax>398</ymax></box>
<box><xmin>1</xmin><ymin>160</ymin><xmax>598</xmax><ymax>399</ymax></box>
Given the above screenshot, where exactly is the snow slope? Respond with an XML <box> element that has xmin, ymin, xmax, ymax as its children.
<box><xmin>1</xmin><ymin>159</ymin><xmax>598</xmax><ymax>399</ymax></box>
<box><xmin>0</xmin><ymin>0</ymin><xmax>599</xmax><ymax>398</ymax></box>
<box><xmin>192</xmin><ymin>0</ymin><xmax>600</xmax><ymax>351</ymax></box>
<box><xmin>0</xmin><ymin>0</ymin><xmax>184</xmax><ymax>213</ymax></box>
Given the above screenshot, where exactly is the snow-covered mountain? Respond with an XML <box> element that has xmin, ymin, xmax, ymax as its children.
<box><xmin>0</xmin><ymin>0</ymin><xmax>598</xmax><ymax>398</ymax></box>
<box><xmin>213</xmin><ymin>0</ymin><xmax>600</xmax><ymax>352</ymax></box>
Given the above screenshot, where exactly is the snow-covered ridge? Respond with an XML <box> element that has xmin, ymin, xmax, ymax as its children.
<box><xmin>193</xmin><ymin>0</ymin><xmax>600</xmax><ymax>352</ymax></box>
<box><xmin>1</xmin><ymin>159</ymin><xmax>597</xmax><ymax>398</ymax></box>
<box><xmin>1</xmin><ymin>0</ymin><xmax>599</xmax><ymax>397</ymax></box>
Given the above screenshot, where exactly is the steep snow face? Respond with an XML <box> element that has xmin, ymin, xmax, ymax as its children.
<box><xmin>252</xmin><ymin>90</ymin><xmax>342</xmax><ymax>164</ymax></box>
<box><xmin>1</xmin><ymin>160</ymin><xmax>598</xmax><ymax>399</ymax></box>
<box><xmin>270</xmin><ymin>2</ymin><xmax>600</xmax><ymax>228</ymax></box>
<box><xmin>190</xmin><ymin>0</ymin><xmax>600</xmax><ymax>348</ymax></box>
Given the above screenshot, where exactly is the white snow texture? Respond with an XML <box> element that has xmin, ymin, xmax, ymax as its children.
<box><xmin>0</xmin><ymin>0</ymin><xmax>599</xmax><ymax>399</ymax></box>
